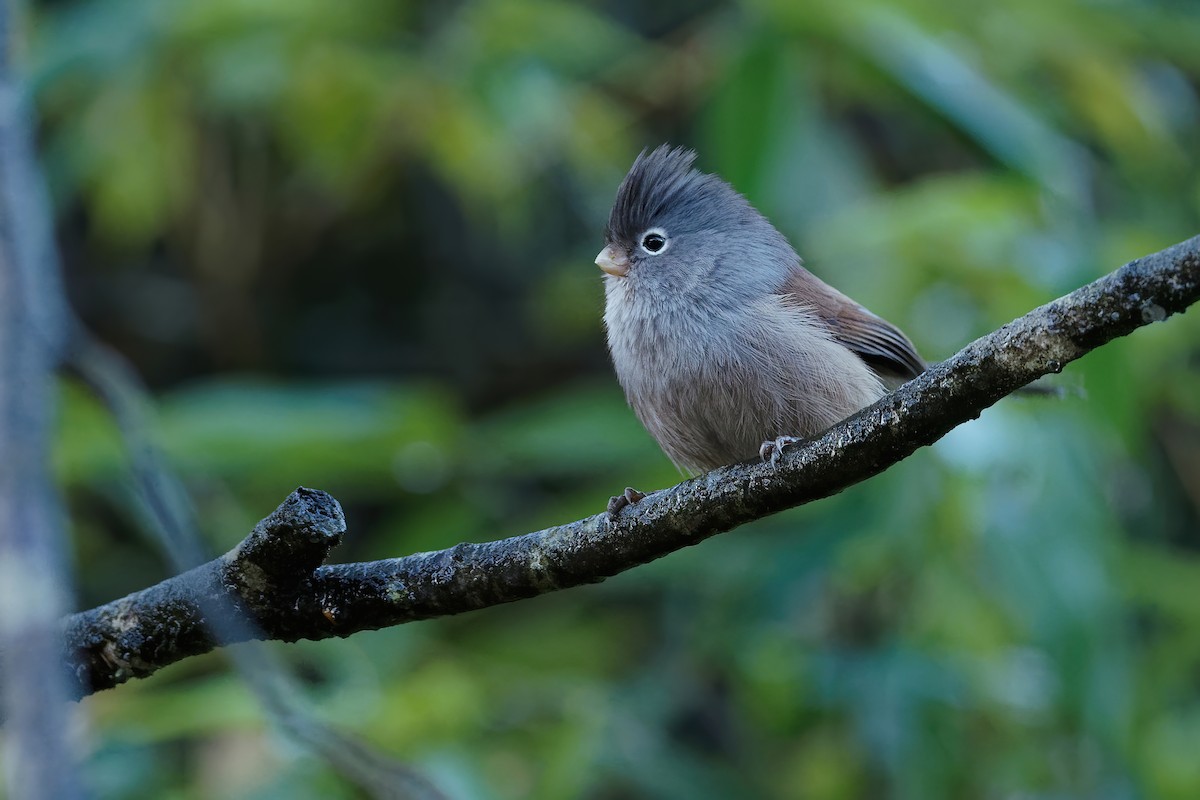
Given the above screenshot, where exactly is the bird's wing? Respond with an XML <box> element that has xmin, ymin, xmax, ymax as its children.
<box><xmin>781</xmin><ymin>264</ymin><xmax>926</xmax><ymax>380</ymax></box>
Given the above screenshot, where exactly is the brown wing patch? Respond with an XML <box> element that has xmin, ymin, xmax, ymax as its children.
<box><xmin>782</xmin><ymin>264</ymin><xmax>925</xmax><ymax>380</ymax></box>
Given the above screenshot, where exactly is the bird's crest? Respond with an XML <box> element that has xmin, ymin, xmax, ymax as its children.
<box><xmin>605</xmin><ymin>145</ymin><xmax>714</xmax><ymax>245</ymax></box>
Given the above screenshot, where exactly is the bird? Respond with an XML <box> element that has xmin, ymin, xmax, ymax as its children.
<box><xmin>597</xmin><ymin>145</ymin><xmax>927</xmax><ymax>514</ymax></box>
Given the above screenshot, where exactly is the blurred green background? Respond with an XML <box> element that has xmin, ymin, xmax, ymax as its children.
<box><xmin>20</xmin><ymin>0</ymin><xmax>1200</xmax><ymax>797</ymax></box>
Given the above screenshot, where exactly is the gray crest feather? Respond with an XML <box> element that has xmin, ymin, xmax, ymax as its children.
<box><xmin>605</xmin><ymin>145</ymin><xmax>725</xmax><ymax>245</ymax></box>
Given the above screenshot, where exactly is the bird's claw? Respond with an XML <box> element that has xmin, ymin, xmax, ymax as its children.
<box><xmin>759</xmin><ymin>436</ymin><xmax>803</xmax><ymax>469</ymax></box>
<box><xmin>606</xmin><ymin>486</ymin><xmax>646</xmax><ymax>517</ymax></box>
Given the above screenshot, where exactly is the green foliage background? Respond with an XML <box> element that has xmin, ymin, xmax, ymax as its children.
<box><xmin>18</xmin><ymin>0</ymin><xmax>1200</xmax><ymax>796</ymax></box>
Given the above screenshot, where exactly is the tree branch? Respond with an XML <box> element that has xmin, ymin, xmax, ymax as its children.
<box><xmin>66</xmin><ymin>334</ymin><xmax>446</xmax><ymax>799</ymax></box>
<box><xmin>64</xmin><ymin>234</ymin><xmax>1200</xmax><ymax>698</ymax></box>
<box><xmin>0</xmin><ymin>2</ymin><xmax>84</xmax><ymax>795</ymax></box>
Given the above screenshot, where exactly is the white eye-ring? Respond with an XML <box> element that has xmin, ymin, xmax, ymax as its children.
<box><xmin>639</xmin><ymin>228</ymin><xmax>669</xmax><ymax>255</ymax></box>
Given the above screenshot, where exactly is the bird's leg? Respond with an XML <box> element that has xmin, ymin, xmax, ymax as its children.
<box><xmin>759</xmin><ymin>436</ymin><xmax>805</xmax><ymax>469</ymax></box>
<box><xmin>606</xmin><ymin>486</ymin><xmax>646</xmax><ymax>517</ymax></box>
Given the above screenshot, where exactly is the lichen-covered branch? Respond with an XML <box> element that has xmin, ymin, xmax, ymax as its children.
<box><xmin>64</xmin><ymin>234</ymin><xmax>1200</xmax><ymax>698</ymax></box>
<box><xmin>63</xmin><ymin>488</ymin><xmax>345</xmax><ymax>695</ymax></box>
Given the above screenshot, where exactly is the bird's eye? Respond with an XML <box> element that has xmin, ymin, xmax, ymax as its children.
<box><xmin>640</xmin><ymin>229</ymin><xmax>669</xmax><ymax>255</ymax></box>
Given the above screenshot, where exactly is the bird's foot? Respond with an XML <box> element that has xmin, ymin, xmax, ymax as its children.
<box><xmin>607</xmin><ymin>486</ymin><xmax>646</xmax><ymax>517</ymax></box>
<box><xmin>759</xmin><ymin>436</ymin><xmax>804</xmax><ymax>469</ymax></box>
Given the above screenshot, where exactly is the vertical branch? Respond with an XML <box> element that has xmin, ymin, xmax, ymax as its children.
<box><xmin>0</xmin><ymin>2</ymin><xmax>83</xmax><ymax>798</ymax></box>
